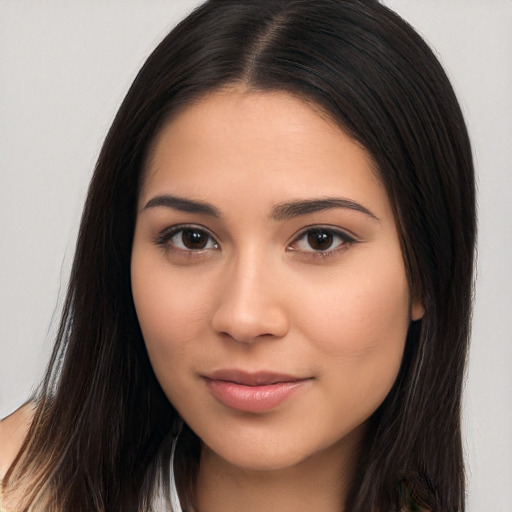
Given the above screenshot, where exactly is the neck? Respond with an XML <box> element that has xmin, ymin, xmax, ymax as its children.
<box><xmin>194</xmin><ymin>433</ymin><xmax>362</xmax><ymax>512</ymax></box>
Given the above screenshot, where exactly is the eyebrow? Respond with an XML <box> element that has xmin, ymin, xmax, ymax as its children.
<box><xmin>143</xmin><ymin>195</ymin><xmax>220</xmax><ymax>217</ymax></box>
<box><xmin>271</xmin><ymin>198</ymin><xmax>379</xmax><ymax>221</ymax></box>
<box><xmin>143</xmin><ymin>194</ymin><xmax>378</xmax><ymax>221</ymax></box>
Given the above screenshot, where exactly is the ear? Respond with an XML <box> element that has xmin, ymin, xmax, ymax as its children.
<box><xmin>411</xmin><ymin>298</ymin><xmax>425</xmax><ymax>321</ymax></box>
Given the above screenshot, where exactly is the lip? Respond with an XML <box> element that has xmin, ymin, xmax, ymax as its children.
<box><xmin>203</xmin><ymin>369</ymin><xmax>311</xmax><ymax>413</ymax></box>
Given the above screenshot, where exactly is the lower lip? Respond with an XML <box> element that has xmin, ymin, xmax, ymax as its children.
<box><xmin>205</xmin><ymin>379</ymin><xmax>308</xmax><ymax>413</ymax></box>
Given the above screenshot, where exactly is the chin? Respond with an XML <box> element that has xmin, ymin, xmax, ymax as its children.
<box><xmin>204</xmin><ymin>444</ymin><xmax>314</xmax><ymax>473</ymax></box>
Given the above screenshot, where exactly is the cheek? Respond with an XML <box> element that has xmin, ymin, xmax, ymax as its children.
<box><xmin>130</xmin><ymin>255</ymin><xmax>213</xmax><ymax>384</ymax></box>
<box><xmin>295</xmin><ymin>255</ymin><xmax>411</xmax><ymax>381</ymax></box>
<box><xmin>297</xmin><ymin>265</ymin><xmax>410</xmax><ymax>431</ymax></box>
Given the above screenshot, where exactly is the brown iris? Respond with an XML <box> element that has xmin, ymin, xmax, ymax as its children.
<box><xmin>181</xmin><ymin>229</ymin><xmax>210</xmax><ymax>249</ymax></box>
<box><xmin>307</xmin><ymin>230</ymin><xmax>334</xmax><ymax>251</ymax></box>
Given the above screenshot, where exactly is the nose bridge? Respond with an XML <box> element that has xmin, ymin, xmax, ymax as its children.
<box><xmin>211</xmin><ymin>244</ymin><xmax>289</xmax><ymax>343</ymax></box>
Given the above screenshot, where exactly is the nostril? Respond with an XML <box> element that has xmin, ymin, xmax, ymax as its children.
<box><xmin>211</xmin><ymin>303</ymin><xmax>289</xmax><ymax>344</ymax></box>
<box><xmin>210</xmin><ymin>261</ymin><xmax>290</xmax><ymax>342</ymax></box>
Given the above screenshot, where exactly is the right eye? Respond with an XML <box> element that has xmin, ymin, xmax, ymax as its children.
<box><xmin>155</xmin><ymin>226</ymin><xmax>219</xmax><ymax>252</ymax></box>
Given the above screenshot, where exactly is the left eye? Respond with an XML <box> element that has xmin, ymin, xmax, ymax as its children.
<box><xmin>290</xmin><ymin>227</ymin><xmax>355</xmax><ymax>252</ymax></box>
<box><xmin>158</xmin><ymin>227</ymin><xmax>218</xmax><ymax>251</ymax></box>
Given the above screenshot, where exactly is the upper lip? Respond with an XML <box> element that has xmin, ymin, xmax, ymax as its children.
<box><xmin>204</xmin><ymin>369</ymin><xmax>309</xmax><ymax>387</ymax></box>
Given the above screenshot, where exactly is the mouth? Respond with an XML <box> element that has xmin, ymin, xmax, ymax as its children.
<box><xmin>202</xmin><ymin>369</ymin><xmax>312</xmax><ymax>413</ymax></box>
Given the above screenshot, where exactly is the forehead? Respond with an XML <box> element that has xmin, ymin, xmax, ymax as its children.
<box><xmin>140</xmin><ymin>88</ymin><xmax>388</xmax><ymax>218</ymax></box>
<box><xmin>144</xmin><ymin>88</ymin><xmax>356</xmax><ymax>173</ymax></box>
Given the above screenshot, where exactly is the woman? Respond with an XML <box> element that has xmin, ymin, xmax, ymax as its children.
<box><xmin>0</xmin><ymin>0</ymin><xmax>475</xmax><ymax>511</ymax></box>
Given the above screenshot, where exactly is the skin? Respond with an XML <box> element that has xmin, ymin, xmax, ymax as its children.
<box><xmin>131</xmin><ymin>88</ymin><xmax>424</xmax><ymax>512</ymax></box>
<box><xmin>0</xmin><ymin>404</ymin><xmax>33</xmax><ymax>480</ymax></box>
<box><xmin>0</xmin><ymin>404</ymin><xmax>34</xmax><ymax>509</ymax></box>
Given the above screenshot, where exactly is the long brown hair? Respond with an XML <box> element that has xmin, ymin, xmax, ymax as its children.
<box><xmin>4</xmin><ymin>1</ymin><xmax>475</xmax><ymax>510</ymax></box>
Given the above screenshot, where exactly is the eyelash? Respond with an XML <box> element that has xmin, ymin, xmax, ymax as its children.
<box><xmin>288</xmin><ymin>226</ymin><xmax>357</xmax><ymax>258</ymax></box>
<box><xmin>153</xmin><ymin>224</ymin><xmax>357</xmax><ymax>259</ymax></box>
<box><xmin>154</xmin><ymin>224</ymin><xmax>219</xmax><ymax>255</ymax></box>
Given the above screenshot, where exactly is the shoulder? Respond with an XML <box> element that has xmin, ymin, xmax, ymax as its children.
<box><xmin>0</xmin><ymin>403</ymin><xmax>34</xmax><ymax>480</ymax></box>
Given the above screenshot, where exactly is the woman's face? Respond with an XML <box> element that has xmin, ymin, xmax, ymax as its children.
<box><xmin>131</xmin><ymin>89</ymin><xmax>423</xmax><ymax>472</ymax></box>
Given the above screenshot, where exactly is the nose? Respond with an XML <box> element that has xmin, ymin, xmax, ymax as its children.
<box><xmin>210</xmin><ymin>253</ymin><xmax>290</xmax><ymax>344</ymax></box>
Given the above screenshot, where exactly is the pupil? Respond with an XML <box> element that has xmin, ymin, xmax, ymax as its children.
<box><xmin>308</xmin><ymin>230</ymin><xmax>333</xmax><ymax>251</ymax></box>
<box><xmin>182</xmin><ymin>229</ymin><xmax>207</xmax><ymax>249</ymax></box>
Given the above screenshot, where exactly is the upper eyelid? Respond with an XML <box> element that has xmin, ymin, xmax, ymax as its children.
<box><xmin>155</xmin><ymin>224</ymin><xmax>219</xmax><ymax>244</ymax></box>
<box><xmin>154</xmin><ymin>223</ymin><xmax>358</xmax><ymax>248</ymax></box>
<box><xmin>290</xmin><ymin>225</ymin><xmax>358</xmax><ymax>242</ymax></box>
<box><xmin>158</xmin><ymin>223</ymin><xmax>216</xmax><ymax>235</ymax></box>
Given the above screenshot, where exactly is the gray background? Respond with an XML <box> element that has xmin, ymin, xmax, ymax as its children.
<box><xmin>1</xmin><ymin>1</ymin><xmax>511</xmax><ymax>510</ymax></box>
